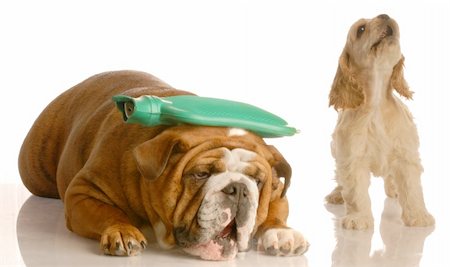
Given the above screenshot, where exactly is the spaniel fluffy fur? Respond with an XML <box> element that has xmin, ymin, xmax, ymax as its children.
<box><xmin>326</xmin><ymin>14</ymin><xmax>434</xmax><ymax>230</ymax></box>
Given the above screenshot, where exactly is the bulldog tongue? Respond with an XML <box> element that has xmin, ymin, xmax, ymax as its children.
<box><xmin>183</xmin><ymin>240</ymin><xmax>224</xmax><ymax>260</ymax></box>
<box><xmin>183</xmin><ymin>239</ymin><xmax>237</xmax><ymax>261</ymax></box>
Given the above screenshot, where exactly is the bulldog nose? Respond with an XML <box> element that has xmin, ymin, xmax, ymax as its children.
<box><xmin>222</xmin><ymin>183</ymin><xmax>248</xmax><ymax>199</ymax></box>
<box><xmin>377</xmin><ymin>14</ymin><xmax>390</xmax><ymax>20</ymax></box>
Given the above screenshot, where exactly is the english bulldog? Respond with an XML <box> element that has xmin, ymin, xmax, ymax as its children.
<box><xmin>18</xmin><ymin>71</ymin><xmax>309</xmax><ymax>260</ymax></box>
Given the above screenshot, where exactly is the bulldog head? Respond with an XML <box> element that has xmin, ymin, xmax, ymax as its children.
<box><xmin>133</xmin><ymin>126</ymin><xmax>291</xmax><ymax>260</ymax></box>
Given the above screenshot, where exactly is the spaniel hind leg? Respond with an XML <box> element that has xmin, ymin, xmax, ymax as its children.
<box><xmin>383</xmin><ymin>175</ymin><xmax>398</xmax><ymax>198</ymax></box>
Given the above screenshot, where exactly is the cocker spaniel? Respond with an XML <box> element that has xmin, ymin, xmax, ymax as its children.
<box><xmin>325</xmin><ymin>14</ymin><xmax>435</xmax><ymax>230</ymax></box>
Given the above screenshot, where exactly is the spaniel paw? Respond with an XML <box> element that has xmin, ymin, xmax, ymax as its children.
<box><xmin>341</xmin><ymin>214</ymin><xmax>374</xmax><ymax>230</ymax></box>
<box><xmin>325</xmin><ymin>191</ymin><xmax>344</xmax><ymax>204</ymax></box>
<box><xmin>100</xmin><ymin>223</ymin><xmax>147</xmax><ymax>256</ymax></box>
<box><xmin>258</xmin><ymin>228</ymin><xmax>309</xmax><ymax>256</ymax></box>
<box><xmin>403</xmin><ymin>211</ymin><xmax>435</xmax><ymax>227</ymax></box>
<box><xmin>325</xmin><ymin>186</ymin><xmax>344</xmax><ymax>204</ymax></box>
<box><xmin>384</xmin><ymin>178</ymin><xmax>398</xmax><ymax>198</ymax></box>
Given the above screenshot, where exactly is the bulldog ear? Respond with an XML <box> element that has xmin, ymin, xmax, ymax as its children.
<box><xmin>266</xmin><ymin>145</ymin><xmax>292</xmax><ymax>198</ymax></box>
<box><xmin>329</xmin><ymin>50</ymin><xmax>365</xmax><ymax>110</ymax></box>
<box><xmin>391</xmin><ymin>55</ymin><xmax>414</xmax><ymax>99</ymax></box>
<box><xmin>133</xmin><ymin>133</ymin><xmax>180</xmax><ymax>180</ymax></box>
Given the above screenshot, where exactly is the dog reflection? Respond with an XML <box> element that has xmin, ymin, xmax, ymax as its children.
<box><xmin>329</xmin><ymin>198</ymin><xmax>434</xmax><ymax>267</ymax></box>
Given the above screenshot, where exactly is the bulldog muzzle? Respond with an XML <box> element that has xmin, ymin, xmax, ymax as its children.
<box><xmin>175</xmin><ymin>148</ymin><xmax>260</xmax><ymax>260</ymax></box>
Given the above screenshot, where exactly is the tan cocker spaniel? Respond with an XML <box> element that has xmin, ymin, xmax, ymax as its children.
<box><xmin>326</xmin><ymin>14</ymin><xmax>435</xmax><ymax>230</ymax></box>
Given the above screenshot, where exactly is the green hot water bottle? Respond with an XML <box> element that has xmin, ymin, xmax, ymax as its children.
<box><xmin>112</xmin><ymin>95</ymin><xmax>298</xmax><ymax>138</ymax></box>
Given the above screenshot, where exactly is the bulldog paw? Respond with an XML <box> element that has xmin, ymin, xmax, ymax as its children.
<box><xmin>258</xmin><ymin>228</ymin><xmax>309</xmax><ymax>256</ymax></box>
<box><xmin>341</xmin><ymin>213</ymin><xmax>374</xmax><ymax>230</ymax></box>
<box><xmin>100</xmin><ymin>223</ymin><xmax>147</xmax><ymax>256</ymax></box>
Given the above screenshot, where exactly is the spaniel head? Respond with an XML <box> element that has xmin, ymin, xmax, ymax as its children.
<box><xmin>329</xmin><ymin>14</ymin><xmax>413</xmax><ymax>110</ymax></box>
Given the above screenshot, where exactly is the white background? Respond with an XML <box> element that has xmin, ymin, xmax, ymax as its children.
<box><xmin>1</xmin><ymin>0</ymin><xmax>449</xmax><ymax>266</ymax></box>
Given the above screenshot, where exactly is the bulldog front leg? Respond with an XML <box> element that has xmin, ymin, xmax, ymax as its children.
<box><xmin>64</xmin><ymin>179</ymin><xmax>147</xmax><ymax>256</ymax></box>
<box><xmin>256</xmin><ymin>197</ymin><xmax>309</xmax><ymax>256</ymax></box>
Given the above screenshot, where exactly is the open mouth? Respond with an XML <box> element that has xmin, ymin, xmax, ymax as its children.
<box><xmin>219</xmin><ymin>219</ymin><xmax>237</xmax><ymax>240</ymax></box>
<box><xmin>371</xmin><ymin>25</ymin><xmax>394</xmax><ymax>50</ymax></box>
<box><xmin>210</xmin><ymin>219</ymin><xmax>238</xmax><ymax>255</ymax></box>
<box><xmin>183</xmin><ymin>177</ymin><xmax>259</xmax><ymax>260</ymax></box>
<box><xmin>182</xmin><ymin>219</ymin><xmax>239</xmax><ymax>261</ymax></box>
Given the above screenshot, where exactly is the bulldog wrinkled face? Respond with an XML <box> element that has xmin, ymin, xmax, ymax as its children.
<box><xmin>347</xmin><ymin>14</ymin><xmax>401</xmax><ymax>68</ymax></box>
<box><xmin>175</xmin><ymin>147</ymin><xmax>266</xmax><ymax>260</ymax></box>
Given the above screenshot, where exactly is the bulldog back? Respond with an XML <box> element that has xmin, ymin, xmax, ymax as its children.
<box><xmin>18</xmin><ymin>70</ymin><xmax>187</xmax><ymax>199</ymax></box>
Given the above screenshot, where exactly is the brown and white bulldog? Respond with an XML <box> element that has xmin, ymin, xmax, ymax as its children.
<box><xmin>18</xmin><ymin>71</ymin><xmax>308</xmax><ymax>260</ymax></box>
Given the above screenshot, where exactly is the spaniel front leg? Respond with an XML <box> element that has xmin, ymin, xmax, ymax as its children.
<box><xmin>391</xmin><ymin>160</ymin><xmax>435</xmax><ymax>227</ymax></box>
<box><xmin>336</xmin><ymin>161</ymin><xmax>374</xmax><ymax>230</ymax></box>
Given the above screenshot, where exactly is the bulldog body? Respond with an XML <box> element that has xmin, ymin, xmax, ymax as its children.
<box><xmin>19</xmin><ymin>71</ymin><xmax>308</xmax><ymax>260</ymax></box>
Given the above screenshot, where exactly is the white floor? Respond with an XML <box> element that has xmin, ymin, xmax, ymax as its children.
<box><xmin>2</xmin><ymin>174</ymin><xmax>449</xmax><ymax>267</ymax></box>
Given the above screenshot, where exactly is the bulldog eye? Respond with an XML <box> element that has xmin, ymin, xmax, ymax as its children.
<box><xmin>193</xmin><ymin>172</ymin><xmax>210</xmax><ymax>180</ymax></box>
<box><xmin>254</xmin><ymin>178</ymin><xmax>263</xmax><ymax>189</ymax></box>
<box><xmin>357</xmin><ymin>25</ymin><xmax>366</xmax><ymax>38</ymax></box>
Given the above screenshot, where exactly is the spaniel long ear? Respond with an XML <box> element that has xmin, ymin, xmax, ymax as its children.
<box><xmin>133</xmin><ymin>132</ymin><xmax>181</xmax><ymax>180</ymax></box>
<box><xmin>266</xmin><ymin>145</ymin><xmax>292</xmax><ymax>198</ymax></box>
<box><xmin>329</xmin><ymin>50</ymin><xmax>365</xmax><ymax>110</ymax></box>
<box><xmin>391</xmin><ymin>55</ymin><xmax>414</xmax><ymax>99</ymax></box>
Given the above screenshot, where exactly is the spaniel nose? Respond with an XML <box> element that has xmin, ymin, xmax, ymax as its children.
<box><xmin>377</xmin><ymin>14</ymin><xmax>390</xmax><ymax>20</ymax></box>
<box><xmin>222</xmin><ymin>183</ymin><xmax>248</xmax><ymax>199</ymax></box>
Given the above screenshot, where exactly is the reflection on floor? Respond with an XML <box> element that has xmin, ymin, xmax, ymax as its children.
<box><xmin>16</xmin><ymin>194</ymin><xmax>309</xmax><ymax>267</ymax></box>
<box><xmin>327</xmin><ymin>198</ymin><xmax>434</xmax><ymax>267</ymax></box>
<box><xmin>7</xmin><ymin>182</ymin><xmax>444</xmax><ymax>267</ymax></box>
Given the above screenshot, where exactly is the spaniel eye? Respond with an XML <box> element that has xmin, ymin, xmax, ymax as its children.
<box><xmin>357</xmin><ymin>25</ymin><xmax>366</xmax><ymax>38</ymax></box>
<box><xmin>193</xmin><ymin>172</ymin><xmax>210</xmax><ymax>180</ymax></box>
